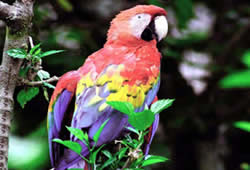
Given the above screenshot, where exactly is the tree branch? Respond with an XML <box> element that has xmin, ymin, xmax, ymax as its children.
<box><xmin>20</xmin><ymin>76</ymin><xmax>60</xmax><ymax>86</ymax></box>
<box><xmin>218</xmin><ymin>21</ymin><xmax>250</xmax><ymax>65</ymax></box>
<box><xmin>0</xmin><ymin>1</ymin><xmax>14</xmax><ymax>21</ymax></box>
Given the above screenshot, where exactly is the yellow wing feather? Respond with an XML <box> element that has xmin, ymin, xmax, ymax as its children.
<box><xmin>75</xmin><ymin>64</ymin><xmax>158</xmax><ymax>111</ymax></box>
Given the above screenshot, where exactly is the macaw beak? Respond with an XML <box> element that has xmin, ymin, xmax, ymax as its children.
<box><xmin>154</xmin><ymin>15</ymin><xmax>168</xmax><ymax>42</ymax></box>
<box><xmin>141</xmin><ymin>15</ymin><xmax>168</xmax><ymax>42</ymax></box>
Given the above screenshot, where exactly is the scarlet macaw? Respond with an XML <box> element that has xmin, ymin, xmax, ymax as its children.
<box><xmin>48</xmin><ymin>5</ymin><xmax>168</xmax><ymax>170</ymax></box>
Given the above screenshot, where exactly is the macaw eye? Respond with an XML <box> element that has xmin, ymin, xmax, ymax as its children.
<box><xmin>129</xmin><ymin>13</ymin><xmax>152</xmax><ymax>39</ymax></box>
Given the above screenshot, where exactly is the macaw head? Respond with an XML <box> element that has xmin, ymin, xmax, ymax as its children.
<box><xmin>106</xmin><ymin>5</ymin><xmax>168</xmax><ymax>46</ymax></box>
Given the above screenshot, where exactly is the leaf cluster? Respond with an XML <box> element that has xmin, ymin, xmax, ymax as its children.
<box><xmin>53</xmin><ymin>99</ymin><xmax>174</xmax><ymax>169</ymax></box>
<box><xmin>6</xmin><ymin>44</ymin><xmax>63</xmax><ymax>108</ymax></box>
<box><xmin>107</xmin><ymin>99</ymin><xmax>174</xmax><ymax>131</ymax></box>
<box><xmin>220</xmin><ymin>50</ymin><xmax>250</xmax><ymax>88</ymax></box>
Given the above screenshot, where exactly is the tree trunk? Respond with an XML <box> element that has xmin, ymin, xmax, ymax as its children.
<box><xmin>197</xmin><ymin>125</ymin><xmax>228</xmax><ymax>170</ymax></box>
<box><xmin>0</xmin><ymin>0</ymin><xmax>34</xmax><ymax>169</ymax></box>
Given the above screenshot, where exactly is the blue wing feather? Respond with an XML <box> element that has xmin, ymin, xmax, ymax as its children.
<box><xmin>48</xmin><ymin>90</ymin><xmax>73</xmax><ymax>167</ymax></box>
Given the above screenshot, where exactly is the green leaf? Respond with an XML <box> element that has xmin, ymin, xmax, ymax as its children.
<box><xmin>125</xmin><ymin>134</ymin><xmax>133</xmax><ymax>145</ymax></box>
<box><xmin>17</xmin><ymin>87</ymin><xmax>40</xmax><ymax>108</ymax></box>
<box><xmin>31</xmin><ymin>55</ymin><xmax>41</xmax><ymax>64</ymax></box>
<box><xmin>7</xmin><ymin>48</ymin><xmax>27</xmax><ymax>59</ymax></box>
<box><xmin>37</xmin><ymin>70</ymin><xmax>50</xmax><ymax>80</ymax></box>
<box><xmin>101</xmin><ymin>157</ymin><xmax>116</xmax><ymax>169</ymax></box>
<box><xmin>93</xmin><ymin>119</ymin><xmax>110</xmax><ymax>144</ymax></box>
<box><xmin>241</xmin><ymin>163</ymin><xmax>250</xmax><ymax>170</ymax></box>
<box><xmin>128</xmin><ymin>110</ymin><xmax>155</xmax><ymax>131</ymax></box>
<box><xmin>19</xmin><ymin>67</ymin><xmax>30</xmax><ymax>78</ymax></box>
<box><xmin>43</xmin><ymin>82</ymin><xmax>55</xmax><ymax>89</ymax></box>
<box><xmin>242</xmin><ymin>50</ymin><xmax>250</xmax><ymax>68</ymax></box>
<box><xmin>132</xmin><ymin>139</ymin><xmax>139</xmax><ymax>146</ymax></box>
<box><xmin>34</xmin><ymin>48</ymin><xmax>41</xmax><ymax>56</ymax></box>
<box><xmin>106</xmin><ymin>101</ymin><xmax>134</xmax><ymax>115</ymax></box>
<box><xmin>89</xmin><ymin>144</ymin><xmax>105</xmax><ymax>164</ymax></box>
<box><xmin>57</xmin><ymin>0</ymin><xmax>73</xmax><ymax>12</ymax></box>
<box><xmin>148</xmin><ymin>0</ymin><xmax>165</xmax><ymax>7</ymax></box>
<box><xmin>83</xmin><ymin>132</ymin><xmax>89</xmax><ymax>144</ymax></box>
<box><xmin>29</xmin><ymin>43</ymin><xmax>41</xmax><ymax>55</ymax></box>
<box><xmin>219</xmin><ymin>70</ymin><xmax>250</xmax><ymax>88</ymax></box>
<box><xmin>142</xmin><ymin>155</ymin><xmax>168</xmax><ymax>167</ymax></box>
<box><xmin>173</xmin><ymin>0</ymin><xmax>194</xmax><ymax>29</ymax></box>
<box><xmin>40</xmin><ymin>50</ymin><xmax>64</xmax><ymax>58</ymax></box>
<box><xmin>52</xmin><ymin>139</ymin><xmax>82</xmax><ymax>155</ymax></box>
<box><xmin>102</xmin><ymin>150</ymin><xmax>112</xmax><ymax>159</ymax></box>
<box><xmin>150</xmin><ymin>99</ymin><xmax>175</xmax><ymax>114</ymax></box>
<box><xmin>125</xmin><ymin>126</ymin><xmax>140</xmax><ymax>136</ymax></box>
<box><xmin>42</xmin><ymin>87</ymin><xmax>49</xmax><ymax>102</ymax></box>
<box><xmin>234</xmin><ymin>121</ymin><xmax>250</xmax><ymax>132</ymax></box>
<box><xmin>132</xmin><ymin>156</ymin><xmax>144</xmax><ymax>167</ymax></box>
<box><xmin>65</xmin><ymin>127</ymin><xmax>89</xmax><ymax>148</ymax></box>
<box><xmin>118</xmin><ymin>147</ymin><xmax>128</xmax><ymax>160</ymax></box>
<box><xmin>66</xmin><ymin>126</ymin><xmax>85</xmax><ymax>141</ymax></box>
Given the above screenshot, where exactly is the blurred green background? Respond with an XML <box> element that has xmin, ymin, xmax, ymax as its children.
<box><xmin>1</xmin><ymin>0</ymin><xmax>250</xmax><ymax>169</ymax></box>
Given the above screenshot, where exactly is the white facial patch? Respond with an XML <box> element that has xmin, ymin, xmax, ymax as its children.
<box><xmin>154</xmin><ymin>16</ymin><xmax>168</xmax><ymax>41</ymax></box>
<box><xmin>129</xmin><ymin>13</ymin><xmax>152</xmax><ymax>39</ymax></box>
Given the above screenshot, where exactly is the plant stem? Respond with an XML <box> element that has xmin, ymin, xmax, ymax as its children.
<box><xmin>79</xmin><ymin>154</ymin><xmax>90</xmax><ymax>163</ymax></box>
<box><xmin>121</xmin><ymin>157</ymin><xmax>132</xmax><ymax>170</ymax></box>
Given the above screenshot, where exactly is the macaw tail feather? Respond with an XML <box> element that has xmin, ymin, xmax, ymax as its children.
<box><xmin>144</xmin><ymin>113</ymin><xmax>159</xmax><ymax>155</ymax></box>
<box><xmin>56</xmin><ymin>142</ymin><xmax>89</xmax><ymax>170</ymax></box>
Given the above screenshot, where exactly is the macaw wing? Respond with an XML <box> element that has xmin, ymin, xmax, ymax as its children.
<box><xmin>73</xmin><ymin>63</ymin><xmax>160</xmax><ymax>146</ymax></box>
<box><xmin>47</xmin><ymin>71</ymin><xmax>81</xmax><ymax>167</ymax></box>
<box><xmin>56</xmin><ymin>63</ymin><xmax>160</xmax><ymax>169</ymax></box>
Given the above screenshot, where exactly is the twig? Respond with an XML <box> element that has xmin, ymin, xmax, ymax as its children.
<box><xmin>20</xmin><ymin>76</ymin><xmax>60</xmax><ymax>86</ymax></box>
<box><xmin>218</xmin><ymin>21</ymin><xmax>250</xmax><ymax>65</ymax></box>
<box><xmin>28</xmin><ymin>36</ymin><xmax>34</xmax><ymax>48</ymax></box>
<box><xmin>121</xmin><ymin>157</ymin><xmax>132</xmax><ymax>170</ymax></box>
<box><xmin>121</xmin><ymin>148</ymin><xmax>141</xmax><ymax>170</ymax></box>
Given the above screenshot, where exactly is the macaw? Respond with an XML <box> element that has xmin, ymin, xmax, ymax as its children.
<box><xmin>48</xmin><ymin>5</ymin><xmax>168</xmax><ymax>170</ymax></box>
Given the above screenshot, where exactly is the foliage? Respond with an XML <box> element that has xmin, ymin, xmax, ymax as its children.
<box><xmin>172</xmin><ymin>0</ymin><xmax>194</xmax><ymax>29</ymax></box>
<box><xmin>17</xmin><ymin>87</ymin><xmax>39</xmax><ymax>108</ymax></box>
<box><xmin>4</xmin><ymin>0</ymin><xmax>250</xmax><ymax>169</ymax></box>
<box><xmin>221</xmin><ymin>50</ymin><xmax>250</xmax><ymax>169</ymax></box>
<box><xmin>241</xmin><ymin>163</ymin><xmax>250</xmax><ymax>170</ymax></box>
<box><xmin>57</xmin><ymin>0</ymin><xmax>73</xmax><ymax>12</ymax></box>
<box><xmin>234</xmin><ymin>121</ymin><xmax>250</xmax><ymax>133</ymax></box>
<box><xmin>8</xmin><ymin>122</ymin><xmax>49</xmax><ymax>170</ymax></box>
<box><xmin>148</xmin><ymin>0</ymin><xmax>194</xmax><ymax>29</ymax></box>
<box><xmin>220</xmin><ymin>50</ymin><xmax>250</xmax><ymax>88</ymax></box>
<box><xmin>53</xmin><ymin>99</ymin><xmax>173</xmax><ymax>169</ymax></box>
<box><xmin>107</xmin><ymin>99</ymin><xmax>174</xmax><ymax>131</ymax></box>
<box><xmin>6</xmin><ymin>44</ymin><xmax>63</xmax><ymax>107</ymax></box>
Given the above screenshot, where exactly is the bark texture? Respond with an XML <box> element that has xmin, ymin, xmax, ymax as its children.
<box><xmin>0</xmin><ymin>0</ymin><xmax>34</xmax><ymax>169</ymax></box>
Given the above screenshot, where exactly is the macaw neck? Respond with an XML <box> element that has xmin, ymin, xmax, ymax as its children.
<box><xmin>103</xmin><ymin>39</ymin><xmax>161</xmax><ymax>66</ymax></box>
<box><xmin>105</xmin><ymin>33</ymin><xmax>158</xmax><ymax>48</ymax></box>
<box><xmin>78</xmin><ymin>39</ymin><xmax>161</xmax><ymax>78</ymax></box>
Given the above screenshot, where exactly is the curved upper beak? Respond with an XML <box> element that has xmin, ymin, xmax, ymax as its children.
<box><xmin>154</xmin><ymin>15</ymin><xmax>168</xmax><ymax>42</ymax></box>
